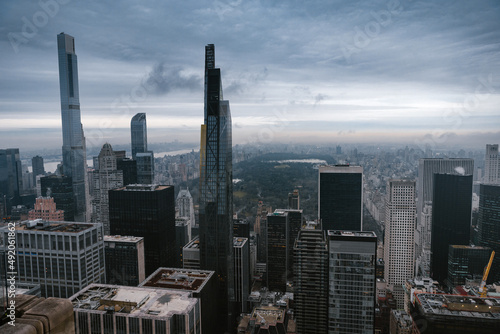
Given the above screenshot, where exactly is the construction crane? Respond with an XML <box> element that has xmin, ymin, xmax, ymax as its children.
<box><xmin>480</xmin><ymin>251</ymin><xmax>495</xmax><ymax>298</ymax></box>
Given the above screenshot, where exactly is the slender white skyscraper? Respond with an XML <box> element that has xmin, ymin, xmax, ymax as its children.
<box><xmin>57</xmin><ymin>33</ymin><xmax>88</xmax><ymax>221</ymax></box>
<box><xmin>384</xmin><ymin>179</ymin><xmax>416</xmax><ymax>308</ymax></box>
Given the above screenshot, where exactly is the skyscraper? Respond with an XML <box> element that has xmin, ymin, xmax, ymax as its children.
<box><xmin>31</xmin><ymin>155</ymin><xmax>45</xmax><ymax>184</ymax></box>
<box><xmin>328</xmin><ymin>230</ymin><xmax>377</xmax><ymax>333</ymax></box>
<box><xmin>430</xmin><ymin>173</ymin><xmax>472</xmax><ymax>283</ymax></box>
<box><xmin>40</xmin><ymin>175</ymin><xmax>74</xmax><ymax>221</ymax></box>
<box><xmin>477</xmin><ymin>183</ymin><xmax>500</xmax><ymax>282</ymax></box>
<box><xmin>104</xmin><ymin>235</ymin><xmax>145</xmax><ymax>286</ymax></box>
<box><xmin>0</xmin><ymin>148</ymin><xmax>23</xmax><ymax>212</ymax></box>
<box><xmin>384</xmin><ymin>179</ymin><xmax>416</xmax><ymax>308</ymax></box>
<box><xmin>484</xmin><ymin>144</ymin><xmax>500</xmax><ymax>184</ymax></box>
<box><xmin>294</xmin><ymin>222</ymin><xmax>328</xmax><ymax>334</ymax></box>
<box><xmin>57</xmin><ymin>33</ymin><xmax>88</xmax><ymax>222</ymax></box>
<box><xmin>415</xmin><ymin>158</ymin><xmax>474</xmax><ymax>275</ymax></box>
<box><xmin>91</xmin><ymin>143</ymin><xmax>123</xmax><ymax>235</ymax></box>
<box><xmin>131</xmin><ymin>113</ymin><xmax>148</xmax><ymax>160</ymax></box>
<box><xmin>136</xmin><ymin>151</ymin><xmax>154</xmax><ymax>184</ymax></box>
<box><xmin>318</xmin><ymin>165</ymin><xmax>363</xmax><ymax>231</ymax></box>
<box><xmin>28</xmin><ymin>197</ymin><xmax>64</xmax><ymax>221</ymax></box>
<box><xmin>176</xmin><ymin>187</ymin><xmax>195</xmax><ymax>227</ymax></box>
<box><xmin>199</xmin><ymin>43</ymin><xmax>234</xmax><ymax>330</ymax></box>
<box><xmin>109</xmin><ymin>185</ymin><xmax>176</xmax><ymax>276</ymax></box>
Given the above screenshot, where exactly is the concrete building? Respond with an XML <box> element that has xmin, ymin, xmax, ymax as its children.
<box><xmin>234</xmin><ymin>237</ymin><xmax>250</xmax><ymax>314</ymax></box>
<box><xmin>484</xmin><ymin>144</ymin><xmax>500</xmax><ymax>184</ymax></box>
<box><xmin>183</xmin><ymin>236</ymin><xmax>200</xmax><ymax>270</ymax></box>
<box><xmin>0</xmin><ymin>294</ymin><xmax>75</xmax><ymax>333</ymax></box>
<box><xmin>71</xmin><ymin>284</ymin><xmax>200</xmax><ymax>334</ymax></box>
<box><xmin>91</xmin><ymin>143</ymin><xmax>123</xmax><ymax>235</ymax></box>
<box><xmin>384</xmin><ymin>179</ymin><xmax>416</xmax><ymax>308</ymax></box>
<box><xmin>104</xmin><ymin>235</ymin><xmax>145</xmax><ymax>286</ymax></box>
<box><xmin>0</xmin><ymin>220</ymin><xmax>105</xmax><ymax>298</ymax></box>
<box><xmin>328</xmin><ymin>230</ymin><xmax>377</xmax><ymax>334</ymax></box>
<box><xmin>176</xmin><ymin>217</ymin><xmax>191</xmax><ymax>267</ymax></box>
<box><xmin>389</xmin><ymin>310</ymin><xmax>413</xmax><ymax>334</ymax></box>
<box><xmin>139</xmin><ymin>267</ymin><xmax>216</xmax><ymax>334</ymax></box>
<box><xmin>288</xmin><ymin>189</ymin><xmax>300</xmax><ymax>210</ymax></box>
<box><xmin>294</xmin><ymin>222</ymin><xmax>328</xmax><ymax>334</ymax></box>
<box><xmin>176</xmin><ymin>188</ymin><xmax>195</xmax><ymax>228</ymax></box>
<box><xmin>28</xmin><ymin>197</ymin><xmax>64</xmax><ymax>221</ymax></box>
<box><xmin>318</xmin><ymin>165</ymin><xmax>363</xmax><ymax>231</ymax></box>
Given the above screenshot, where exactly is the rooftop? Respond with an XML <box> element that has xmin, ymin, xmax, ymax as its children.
<box><xmin>250</xmin><ymin>305</ymin><xmax>286</xmax><ymax>327</ymax></box>
<box><xmin>7</xmin><ymin>220</ymin><xmax>95</xmax><ymax>233</ymax></box>
<box><xmin>183</xmin><ymin>236</ymin><xmax>200</xmax><ymax>250</ymax></box>
<box><xmin>113</xmin><ymin>184</ymin><xmax>171</xmax><ymax>192</ymax></box>
<box><xmin>104</xmin><ymin>235</ymin><xmax>143</xmax><ymax>243</ymax></box>
<box><xmin>233</xmin><ymin>237</ymin><xmax>248</xmax><ymax>247</ymax></box>
<box><xmin>70</xmin><ymin>284</ymin><xmax>197</xmax><ymax>318</ymax></box>
<box><xmin>139</xmin><ymin>268</ymin><xmax>213</xmax><ymax>293</ymax></box>
<box><xmin>328</xmin><ymin>230</ymin><xmax>377</xmax><ymax>238</ymax></box>
<box><xmin>415</xmin><ymin>293</ymin><xmax>500</xmax><ymax>320</ymax></box>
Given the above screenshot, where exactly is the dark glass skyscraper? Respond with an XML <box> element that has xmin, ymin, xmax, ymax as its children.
<box><xmin>31</xmin><ymin>155</ymin><xmax>45</xmax><ymax>184</ymax></box>
<box><xmin>131</xmin><ymin>113</ymin><xmax>148</xmax><ymax>160</ymax></box>
<box><xmin>57</xmin><ymin>33</ymin><xmax>88</xmax><ymax>221</ymax></box>
<box><xmin>430</xmin><ymin>173</ymin><xmax>472</xmax><ymax>283</ymax></box>
<box><xmin>318</xmin><ymin>165</ymin><xmax>363</xmax><ymax>231</ymax></box>
<box><xmin>199</xmin><ymin>44</ymin><xmax>234</xmax><ymax>331</ymax></box>
<box><xmin>109</xmin><ymin>185</ymin><xmax>176</xmax><ymax>276</ymax></box>
<box><xmin>477</xmin><ymin>184</ymin><xmax>500</xmax><ymax>282</ymax></box>
<box><xmin>40</xmin><ymin>175</ymin><xmax>74</xmax><ymax>221</ymax></box>
<box><xmin>0</xmin><ymin>148</ymin><xmax>23</xmax><ymax>212</ymax></box>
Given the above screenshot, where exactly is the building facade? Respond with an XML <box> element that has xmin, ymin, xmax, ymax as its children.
<box><xmin>384</xmin><ymin>179</ymin><xmax>416</xmax><ymax>308</ymax></box>
<box><xmin>0</xmin><ymin>148</ymin><xmax>23</xmax><ymax>213</ymax></box>
<box><xmin>136</xmin><ymin>151</ymin><xmax>155</xmax><ymax>184</ymax></box>
<box><xmin>294</xmin><ymin>222</ymin><xmax>328</xmax><ymax>334</ymax></box>
<box><xmin>430</xmin><ymin>173</ymin><xmax>472</xmax><ymax>283</ymax></box>
<box><xmin>104</xmin><ymin>235</ymin><xmax>145</xmax><ymax>286</ymax></box>
<box><xmin>477</xmin><ymin>183</ymin><xmax>500</xmax><ymax>282</ymax></box>
<box><xmin>40</xmin><ymin>175</ymin><xmax>74</xmax><ymax>221</ymax></box>
<box><xmin>28</xmin><ymin>197</ymin><xmax>64</xmax><ymax>221</ymax></box>
<box><xmin>57</xmin><ymin>33</ymin><xmax>89</xmax><ymax>222</ymax></box>
<box><xmin>484</xmin><ymin>144</ymin><xmax>500</xmax><ymax>184</ymax></box>
<box><xmin>328</xmin><ymin>231</ymin><xmax>377</xmax><ymax>334</ymax></box>
<box><xmin>32</xmin><ymin>155</ymin><xmax>45</xmax><ymax>185</ymax></box>
<box><xmin>0</xmin><ymin>220</ymin><xmax>105</xmax><ymax>298</ymax></box>
<box><xmin>318</xmin><ymin>165</ymin><xmax>363</xmax><ymax>231</ymax></box>
<box><xmin>109</xmin><ymin>185</ymin><xmax>176</xmax><ymax>276</ymax></box>
<box><xmin>234</xmin><ymin>237</ymin><xmax>250</xmax><ymax>314</ymax></box>
<box><xmin>91</xmin><ymin>143</ymin><xmax>123</xmax><ymax>235</ymax></box>
<box><xmin>198</xmin><ymin>43</ymin><xmax>234</xmax><ymax>330</ymax></box>
<box><xmin>447</xmin><ymin>245</ymin><xmax>492</xmax><ymax>288</ymax></box>
<box><xmin>131</xmin><ymin>113</ymin><xmax>148</xmax><ymax>160</ymax></box>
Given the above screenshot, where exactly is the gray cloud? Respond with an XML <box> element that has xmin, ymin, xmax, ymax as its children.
<box><xmin>143</xmin><ymin>63</ymin><xmax>202</xmax><ymax>96</ymax></box>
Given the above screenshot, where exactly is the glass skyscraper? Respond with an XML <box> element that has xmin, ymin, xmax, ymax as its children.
<box><xmin>57</xmin><ymin>33</ymin><xmax>88</xmax><ymax>221</ymax></box>
<box><xmin>199</xmin><ymin>44</ymin><xmax>234</xmax><ymax>331</ymax></box>
<box><xmin>477</xmin><ymin>184</ymin><xmax>500</xmax><ymax>282</ymax></box>
<box><xmin>131</xmin><ymin>113</ymin><xmax>148</xmax><ymax>160</ymax></box>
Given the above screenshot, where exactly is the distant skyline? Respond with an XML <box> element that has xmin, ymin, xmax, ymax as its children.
<box><xmin>1</xmin><ymin>0</ymin><xmax>499</xmax><ymax>153</ymax></box>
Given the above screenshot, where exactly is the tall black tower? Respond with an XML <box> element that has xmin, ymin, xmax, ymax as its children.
<box><xmin>477</xmin><ymin>184</ymin><xmax>500</xmax><ymax>282</ymax></box>
<box><xmin>199</xmin><ymin>44</ymin><xmax>234</xmax><ymax>333</ymax></box>
<box><xmin>430</xmin><ymin>173</ymin><xmax>472</xmax><ymax>283</ymax></box>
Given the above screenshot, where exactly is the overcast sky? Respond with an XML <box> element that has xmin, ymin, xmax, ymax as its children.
<box><xmin>1</xmin><ymin>0</ymin><xmax>499</xmax><ymax>153</ymax></box>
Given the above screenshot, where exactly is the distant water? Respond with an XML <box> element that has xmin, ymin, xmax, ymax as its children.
<box><xmin>268</xmin><ymin>159</ymin><xmax>327</xmax><ymax>164</ymax></box>
<box><xmin>154</xmin><ymin>148</ymin><xmax>197</xmax><ymax>158</ymax></box>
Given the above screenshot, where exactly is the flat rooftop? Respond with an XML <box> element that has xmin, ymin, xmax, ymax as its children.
<box><xmin>10</xmin><ymin>220</ymin><xmax>95</xmax><ymax>233</ymax></box>
<box><xmin>234</xmin><ymin>237</ymin><xmax>248</xmax><ymax>247</ymax></box>
<box><xmin>450</xmin><ymin>245</ymin><xmax>490</xmax><ymax>250</ymax></box>
<box><xmin>104</xmin><ymin>235</ymin><xmax>143</xmax><ymax>243</ymax></box>
<box><xmin>114</xmin><ymin>184</ymin><xmax>171</xmax><ymax>192</ymax></box>
<box><xmin>183</xmin><ymin>236</ymin><xmax>200</xmax><ymax>250</ymax></box>
<box><xmin>139</xmin><ymin>268</ymin><xmax>213</xmax><ymax>293</ymax></box>
<box><xmin>328</xmin><ymin>230</ymin><xmax>377</xmax><ymax>238</ymax></box>
<box><xmin>251</xmin><ymin>305</ymin><xmax>285</xmax><ymax>326</ymax></box>
<box><xmin>70</xmin><ymin>284</ymin><xmax>197</xmax><ymax>318</ymax></box>
<box><xmin>415</xmin><ymin>293</ymin><xmax>500</xmax><ymax>320</ymax></box>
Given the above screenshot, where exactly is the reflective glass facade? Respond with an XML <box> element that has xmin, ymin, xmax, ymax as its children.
<box><xmin>131</xmin><ymin>113</ymin><xmax>148</xmax><ymax>160</ymax></box>
<box><xmin>478</xmin><ymin>184</ymin><xmax>500</xmax><ymax>282</ymax></box>
<box><xmin>57</xmin><ymin>33</ymin><xmax>88</xmax><ymax>221</ymax></box>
